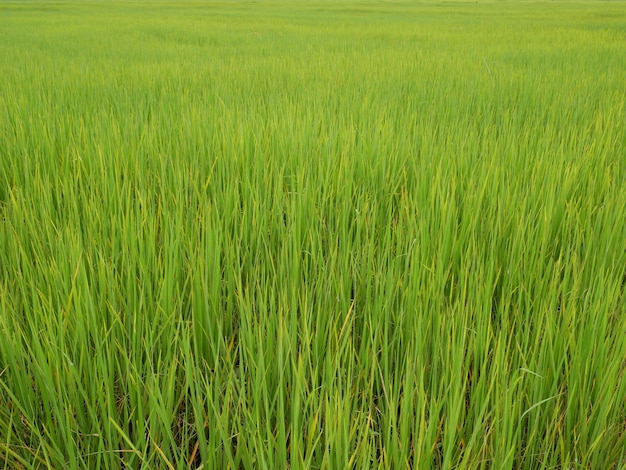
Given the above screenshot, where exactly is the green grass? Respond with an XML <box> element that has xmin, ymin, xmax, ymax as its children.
<box><xmin>1</xmin><ymin>1</ymin><xmax>626</xmax><ymax>468</ymax></box>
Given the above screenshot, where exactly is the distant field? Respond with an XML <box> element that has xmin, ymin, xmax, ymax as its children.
<box><xmin>1</xmin><ymin>1</ymin><xmax>625</xmax><ymax>468</ymax></box>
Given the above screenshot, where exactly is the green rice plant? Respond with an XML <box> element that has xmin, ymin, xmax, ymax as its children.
<box><xmin>1</xmin><ymin>1</ymin><xmax>625</xmax><ymax>469</ymax></box>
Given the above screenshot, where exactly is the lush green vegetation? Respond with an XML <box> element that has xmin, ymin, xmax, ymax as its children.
<box><xmin>1</xmin><ymin>1</ymin><xmax>625</xmax><ymax>468</ymax></box>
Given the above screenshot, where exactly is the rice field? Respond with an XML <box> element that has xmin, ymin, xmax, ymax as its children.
<box><xmin>1</xmin><ymin>1</ymin><xmax>625</xmax><ymax>468</ymax></box>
